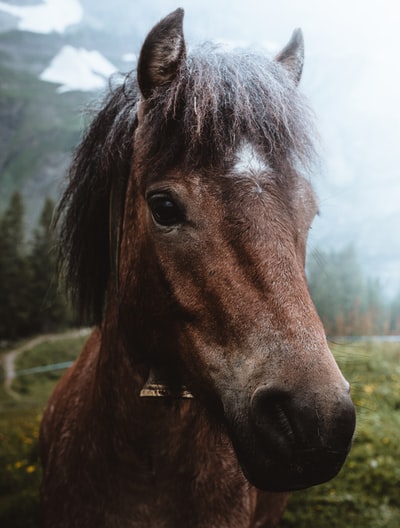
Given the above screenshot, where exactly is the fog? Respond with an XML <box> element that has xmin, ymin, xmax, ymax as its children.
<box><xmin>1</xmin><ymin>0</ymin><xmax>399</xmax><ymax>293</ymax></box>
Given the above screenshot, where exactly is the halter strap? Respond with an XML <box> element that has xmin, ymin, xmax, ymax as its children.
<box><xmin>139</xmin><ymin>367</ymin><xmax>194</xmax><ymax>399</ymax></box>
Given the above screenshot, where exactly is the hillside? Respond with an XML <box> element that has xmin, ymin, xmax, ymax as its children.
<box><xmin>0</xmin><ymin>30</ymin><xmax>92</xmax><ymax>224</ymax></box>
<box><xmin>0</xmin><ymin>1</ymin><xmax>140</xmax><ymax>225</ymax></box>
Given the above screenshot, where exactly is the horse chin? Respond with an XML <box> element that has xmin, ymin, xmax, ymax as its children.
<box><xmin>233</xmin><ymin>440</ymin><xmax>351</xmax><ymax>492</ymax></box>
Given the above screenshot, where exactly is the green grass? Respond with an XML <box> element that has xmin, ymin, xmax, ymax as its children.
<box><xmin>0</xmin><ymin>339</ymin><xmax>399</xmax><ymax>527</ymax></box>
<box><xmin>10</xmin><ymin>337</ymin><xmax>86</xmax><ymax>403</ymax></box>
<box><xmin>0</xmin><ymin>334</ymin><xmax>85</xmax><ymax>527</ymax></box>
<box><xmin>281</xmin><ymin>341</ymin><xmax>400</xmax><ymax>527</ymax></box>
<box><xmin>0</xmin><ymin>409</ymin><xmax>42</xmax><ymax>528</ymax></box>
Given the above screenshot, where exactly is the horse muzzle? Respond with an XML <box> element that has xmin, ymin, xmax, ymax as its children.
<box><xmin>227</xmin><ymin>383</ymin><xmax>356</xmax><ymax>492</ymax></box>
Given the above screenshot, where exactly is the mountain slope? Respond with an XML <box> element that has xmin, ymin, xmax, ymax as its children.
<box><xmin>0</xmin><ymin>36</ymin><xmax>93</xmax><ymax>223</ymax></box>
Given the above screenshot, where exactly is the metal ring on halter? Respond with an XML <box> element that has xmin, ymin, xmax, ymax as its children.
<box><xmin>139</xmin><ymin>368</ymin><xmax>195</xmax><ymax>399</ymax></box>
<box><xmin>139</xmin><ymin>383</ymin><xmax>194</xmax><ymax>399</ymax></box>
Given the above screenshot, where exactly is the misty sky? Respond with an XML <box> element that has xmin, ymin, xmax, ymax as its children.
<box><xmin>1</xmin><ymin>0</ymin><xmax>399</xmax><ymax>291</ymax></box>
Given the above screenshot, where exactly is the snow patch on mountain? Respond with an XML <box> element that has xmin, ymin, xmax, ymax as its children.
<box><xmin>40</xmin><ymin>45</ymin><xmax>117</xmax><ymax>92</ymax></box>
<box><xmin>0</xmin><ymin>0</ymin><xmax>82</xmax><ymax>34</ymax></box>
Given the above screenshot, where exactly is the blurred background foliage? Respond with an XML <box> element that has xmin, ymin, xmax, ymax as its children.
<box><xmin>0</xmin><ymin>192</ymin><xmax>72</xmax><ymax>342</ymax></box>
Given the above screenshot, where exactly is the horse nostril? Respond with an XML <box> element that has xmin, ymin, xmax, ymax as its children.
<box><xmin>247</xmin><ymin>383</ymin><xmax>356</xmax><ymax>490</ymax></box>
<box><xmin>250</xmin><ymin>384</ymin><xmax>356</xmax><ymax>458</ymax></box>
<box><xmin>250</xmin><ymin>385</ymin><xmax>295</xmax><ymax>458</ymax></box>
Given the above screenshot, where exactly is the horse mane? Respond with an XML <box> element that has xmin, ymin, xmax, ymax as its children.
<box><xmin>58</xmin><ymin>45</ymin><xmax>316</xmax><ymax>324</ymax></box>
<box><xmin>57</xmin><ymin>76</ymin><xmax>139</xmax><ymax>324</ymax></box>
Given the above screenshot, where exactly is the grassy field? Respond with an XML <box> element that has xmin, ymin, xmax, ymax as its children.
<box><xmin>0</xmin><ymin>335</ymin><xmax>86</xmax><ymax>528</ymax></box>
<box><xmin>0</xmin><ymin>336</ymin><xmax>399</xmax><ymax>527</ymax></box>
<box><xmin>281</xmin><ymin>341</ymin><xmax>400</xmax><ymax>527</ymax></box>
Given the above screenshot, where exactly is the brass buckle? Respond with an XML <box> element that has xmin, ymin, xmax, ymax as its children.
<box><xmin>139</xmin><ymin>368</ymin><xmax>194</xmax><ymax>399</ymax></box>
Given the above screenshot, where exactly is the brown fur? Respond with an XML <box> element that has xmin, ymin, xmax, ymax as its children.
<box><xmin>41</xmin><ymin>9</ymin><xmax>355</xmax><ymax>527</ymax></box>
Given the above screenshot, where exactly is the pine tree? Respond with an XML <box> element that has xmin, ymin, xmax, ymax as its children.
<box><xmin>0</xmin><ymin>191</ymin><xmax>31</xmax><ymax>339</ymax></box>
<box><xmin>388</xmin><ymin>289</ymin><xmax>400</xmax><ymax>334</ymax></box>
<box><xmin>28</xmin><ymin>197</ymin><xmax>69</xmax><ymax>333</ymax></box>
<box><xmin>307</xmin><ymin>244</ymin><xmax>385</xmax><ymax>336</ymax></box>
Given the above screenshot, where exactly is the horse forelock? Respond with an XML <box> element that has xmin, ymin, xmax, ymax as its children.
<box><xmin>139</xmin><ymin>43</ymin><xmax>316</xmax><ymax>174</ymax></box>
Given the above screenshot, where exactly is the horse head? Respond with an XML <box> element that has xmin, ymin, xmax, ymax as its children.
<box><xmin>60</xmin><ymin>9</ymin><xmax>355</xmax><ymax>493</ymax></box>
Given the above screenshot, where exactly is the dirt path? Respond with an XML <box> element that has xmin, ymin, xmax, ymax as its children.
<box><xmin>2</xmin><ymin>329</ymin><xmax>89</xmax><ymax>398</ymax></box>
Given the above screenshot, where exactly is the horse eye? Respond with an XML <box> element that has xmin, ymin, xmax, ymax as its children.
<box><xmin>148</xmin><ymin>193</ymin><xmax>185</xmax><ymax>227</ymax></box>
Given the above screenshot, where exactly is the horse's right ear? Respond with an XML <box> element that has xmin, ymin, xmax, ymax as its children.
<box><xmin>275</xmin><ymin>28</ymin><xmax>304</xmax><ymax>85</ymax></box>
<box><xmin>137</xmin><ymin>8</ymin><xmax>186</xmax><ymax>99</ymax></box>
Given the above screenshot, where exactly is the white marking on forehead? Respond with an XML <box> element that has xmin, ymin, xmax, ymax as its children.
<box><xmin>233</xmin><ymin>142</ymin><xmax>270</xmax><ymax>175</ymax></box>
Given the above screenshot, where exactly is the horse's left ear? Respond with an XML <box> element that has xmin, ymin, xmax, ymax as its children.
<box><xmin>275</xmin><ymin>28</ymin><xmax>304</xmax><ymax>85</ymax></box>
<box><xmin>137</xmin><ymin>8</ymin><xmax>186</xmax><ymax>99</ymax></box>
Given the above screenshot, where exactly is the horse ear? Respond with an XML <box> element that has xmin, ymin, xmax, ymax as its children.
<box><xmin>275</xmin><ymin>28</ymin><xmax>304</xmax><ymax>85</ymax></box>
<box><xmin>137</xmin><ymin>8</ymin><xmax>186</xmax><ymax>99</ymax></box>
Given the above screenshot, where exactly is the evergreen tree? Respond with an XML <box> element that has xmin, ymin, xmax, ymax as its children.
<box><xmin>362</xmin><ymin>277</ymin><xmax>385</xmax><ymax>335</ymax></box>
<box><xmin>28</xmin><ymin>197</ymin><xmax>70</xmax><ymax>333</ymax></box>
<box><xmin>388</xmin><ymin>289</ymin><xmax>400</xmax><ymax>334</ymax></box>
<box><xmin>0</xmin><ymin>191</ymin><xmax>31</xmax><ymax>339</ymax></box>
<box><xmin>307</xmin><ymin>244</ymin><xmax>385</xmax><ymax>336</ymax></box>
<box><xmin>308</xmin><ymin>245</ymin><xmax>361</xmax><ymax>334</ymax></box>
<box><xmin>0</xmin><ymin>193</ymin><xmax>72</xmax><ymax>340</ymax></box>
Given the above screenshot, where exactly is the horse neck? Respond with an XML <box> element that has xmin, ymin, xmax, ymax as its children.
<box><xmin>94</xmin><ymin>316</ymin><xmax>145</xmax><ymax>409</ymax></box>
<box><xmin>93</xmin><ymin>312</ymin><xmax>197</xmax><ymax>441</ymax></box>
<box><xmin>74</xmin><ymin>310</ymin><xmax>250</xmax><ymax>517</ymax></box>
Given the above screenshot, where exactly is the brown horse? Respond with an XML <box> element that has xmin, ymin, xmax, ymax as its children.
<box><xmin>40</xmin><ymin>9</ymin><xmax>355</xmax><ymax>528</ymax></box>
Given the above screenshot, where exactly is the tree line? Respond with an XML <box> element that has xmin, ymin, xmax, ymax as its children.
<box><xmin>0</xmin><ymin>192</ymin><xmax>400</xmax><ymax>341</ymax></box>
<box><xmin>0</xmin><ymin>191</ymin><xmax>71</xmax><ymax>341</ymax></box>
<box><xmin>307</xmin><ymin>245</ymin><xmax>400</xmax><ymax>336</ymax></box>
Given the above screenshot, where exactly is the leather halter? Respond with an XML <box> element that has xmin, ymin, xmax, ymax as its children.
<box><xmin>139</xmin><ymin>367</ymin><xmax>194</xmax><ymax>399</ymax></box>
